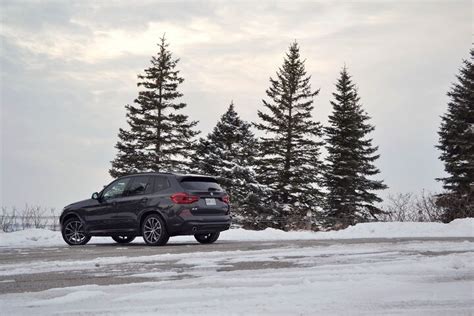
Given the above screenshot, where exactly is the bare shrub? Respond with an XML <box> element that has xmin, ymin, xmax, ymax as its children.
<box><xmin>20</xmin><ymin>205</ymin><xmax>46</xmax><ymax>229</ymax></box>
<box><xmin>1</xmin><ymin>207</ymin><xmax>17</xmax><ymax>232</ymax></box>
<box><xmin>0</xmin><ymin>205</ymin><xmax>59</xmax><ymax>232</ymax></box>
<box><xmin>380</xmin><ymin>190</ymin><xmax>443</xmax><ymax>222</ymax></box>
<box><xmin>416</xmin><ymin>191</ymin><xmax>445</xmax><ymax>222</ymax></box>
<box><xmin>49</xmin><ymin>208</ymin><xmax>59</xmax><ymax>231</ymax></box>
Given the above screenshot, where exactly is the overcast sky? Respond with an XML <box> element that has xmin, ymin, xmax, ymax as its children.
<box><xmin>0</xmin><ymin>0</ymin><xmax>472</xmax><ymax>210</ymax></box>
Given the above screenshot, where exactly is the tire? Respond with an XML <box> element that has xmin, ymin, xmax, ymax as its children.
<box><xmin>111</xmin><ymin>236</ymin><xmax>136</xmax><ymax>244</ymax></box>
<box><xmin>194</xmin><ymin>232</ymin><xmax>220</xmax><ymax>244</ymax></box>
<box><xmin>61</xmin><ymin>218</ymin><xmax>91</xmax><ymax>246</ymax></box>
<box><xmin>141</xmin><ymin>214</ymin><xmax>169</xmax><ymax>246</ymax></box>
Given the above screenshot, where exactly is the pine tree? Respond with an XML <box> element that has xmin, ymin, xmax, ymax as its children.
<box><xmin>436</xmin><ymin>49</ymin><xmax>474</xmax><ymax>221</ymax></box>
<box><xmin>110</xmin><ymin>36</ymin><xmax>199</xmax><ymax>178</ymax></box>
<box><xmin>324</xmin><ymin>66</ymin><xmax>387</xmax><ymax>228</ymax></box>
<box><xmin>192</xmin><ymin>103</ymin><xmax>271</xmax><ymax>229</ymax></box>
<box><xmin>254</xmin><ymin>42</ymin><xmax>324</xmax><ymax>230</ymax></box>
<box><xmin>192</xmin><ymin>102</ymin><xmax>246</xmax><ymax>178</ymax></box>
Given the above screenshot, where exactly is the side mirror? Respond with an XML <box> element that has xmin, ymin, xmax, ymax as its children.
<box><xmin>91</xmin><ymin>192</ymin><xmax>99</xmax><ymax>200</ymax></box>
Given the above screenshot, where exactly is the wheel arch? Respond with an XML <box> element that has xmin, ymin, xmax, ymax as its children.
<box><xmin>60</xmin><ymin>211</ymin><xmax>84</xmax><ymax>226</ymax></box>
<box><xmin>138</xmin><ymin>210</ymin><xmax>168</xmax><ymax>234</ymax></box>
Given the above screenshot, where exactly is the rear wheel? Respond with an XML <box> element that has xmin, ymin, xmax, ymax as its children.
<box><xmin>141</xmin><ymin>214</ymin><xmax>169</xmax><ymax>246</ymax></box>
<box><xmin>111</xmin><ymin>236</ymin><xmax>136</xmax><ymax>244</ymax></box>
<box><xmin>194</xmin><ymin>232</ymin><xmax>220</xmax><ymax>244</ymax></box>
<box><xmin>61</xmin><ymin>218</ymin><xmax>91</xmax><ymax>246</ymax></box>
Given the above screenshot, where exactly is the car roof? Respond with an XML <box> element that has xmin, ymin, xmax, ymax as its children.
<box><xmin>119</xmin><ymin>172</ymin><xmax>215</xmax><ymax>179</ymax></box>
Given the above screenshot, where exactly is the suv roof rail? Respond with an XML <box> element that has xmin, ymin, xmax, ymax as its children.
<box><xmin>118</xmin><ymin>171</ymin><xmax>214</xmax><ymax>178</ymax></box>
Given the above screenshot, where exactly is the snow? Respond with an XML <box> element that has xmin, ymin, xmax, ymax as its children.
<box><xmin>1</xmin><ymin>218</ymin><xmax>473</xmax><ymax>248</ymax></box>
<box><xmin>0</xmin><ymin>229</ymin><xmax>65</xmax><ymax>248</ymax></box>
<box><xmin>0</xmin><ymin>220</ymin><xmax>473</xmax><ymax>314</ymax></box>
<box><xmin>1</xmin><ymin>240</ymin><xmax>473</xmax><ymax>315</ymax></box>
<box><xmin>220</xmin><ymin>218</ymin><xmax>474</xmax><ymax>240</ymax></box>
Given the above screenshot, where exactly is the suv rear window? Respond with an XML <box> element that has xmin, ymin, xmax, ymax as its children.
<box><xmin>180</xmin><ymin>177</ymin><xmax>223</xmax><ymax>191</ymax></box>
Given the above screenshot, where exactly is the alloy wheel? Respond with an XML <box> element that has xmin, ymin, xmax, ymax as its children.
<box><xmin>143</xmin><ymin>217</ymin><xmax>162</xmax><ymax>243</ymax></box>
<box><xmin>64</xmin><ymin>220</ymin><xmax>87</xmax><ymax>245</ymax></box>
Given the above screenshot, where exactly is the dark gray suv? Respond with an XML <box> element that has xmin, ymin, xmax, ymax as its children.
<box><xmin>60</xmin><ymin>173</ymin><xmax>231</xmax><ymax>246</ymax></box>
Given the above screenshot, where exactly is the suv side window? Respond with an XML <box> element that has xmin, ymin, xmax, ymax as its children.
<box><xmin>153</xmin><ymin>176</ymin><xmax>170</xmax><ymax>193</ymax></box>
<box><xmin>102</xmin><ymin>178</ymin><xmax>131</xmax><ymax>199</ymax></box>
<box><xmin>126</xmin><ymin>176</ymin><xmax>152</xmax><ymax>196</ymax></box>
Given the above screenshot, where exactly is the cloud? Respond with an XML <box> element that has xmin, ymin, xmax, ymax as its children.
<box><xmin>1</xmin><ymin>0</ymin><xmax>472</xmax><ymax>208</ymax></box>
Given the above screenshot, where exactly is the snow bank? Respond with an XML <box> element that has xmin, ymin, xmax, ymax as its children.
<box><xmin>313</xmin><ymin>217</ymin><xmax>474</xmax><ymax>239</ymax></box>
<box><xmin>0</xmin><ymin>229</ymin><xmax>64</xmax><ymax>248</ymax></box>
<box><xmin>1</xmin><ymin>218</ymin><xmax>472</xmax><ymax>248</ymax></box>
<box><xmin>214</xmin><ymin>218</ymin><xmax>474</xmax><ymax>241</ymax></box>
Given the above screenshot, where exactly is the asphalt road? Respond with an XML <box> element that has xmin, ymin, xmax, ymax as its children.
<box><xmin>1</xmin><ymin>237</ymin><xmax>472</xmax><ymax>295</ymax></box>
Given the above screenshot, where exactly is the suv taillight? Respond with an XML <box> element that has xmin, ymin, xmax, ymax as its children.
<box><xmin>170</xmin><ymin>192</ymin><xmax>199</xmax><ymax>204</ymax></box>
<box><xmin>222</xmin><ymin>195</ymin><xmax>230</xmax><ymax>204</ymax></box>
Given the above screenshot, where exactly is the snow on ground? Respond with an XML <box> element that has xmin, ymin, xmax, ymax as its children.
<box><xmin>1</xmin><ymin>240</ymin><xmax>473</xmax><ymax>315</ymax></box>
<box><xmin>0</xmin><ymin>239</ymin><xmax>472</xmax><ymax>278</ymax></box>
<box><xmin>1</xmin><ymin>218</ymin><xmax>473</xmax><ymax>248</ymax></box>
<box><xmin>1</xmin><ymin>219</ymin><xmax>473</xmax><ymax>314</ymax></box>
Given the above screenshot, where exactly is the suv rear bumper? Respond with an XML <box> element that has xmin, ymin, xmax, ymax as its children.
<box><xmin>168</xmin><ymin>215</ymin><xmax>231</xmax><ymax>235</ymax></box>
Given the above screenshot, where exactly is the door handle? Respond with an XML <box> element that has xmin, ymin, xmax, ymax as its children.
<box><xmin>140</xmin><ymin>197</ymin><xmax>148</xmax><ymax>203</ymax></box>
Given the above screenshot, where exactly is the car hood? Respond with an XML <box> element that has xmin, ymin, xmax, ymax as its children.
<box><xmin>64</xmin><ymin>198</ymin><xmax>99</xmax><ymax>210</ymax></box>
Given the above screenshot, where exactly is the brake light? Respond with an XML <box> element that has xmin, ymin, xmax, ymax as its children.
<box><xmin>222</xmin><ymin>195</ymin><xmax>230</xmax><ymax>204</ymax></box>
<box><xmin>170</xmin><ymin>192</ymin><xmax>199</xmax><ymax>204</ymax></box>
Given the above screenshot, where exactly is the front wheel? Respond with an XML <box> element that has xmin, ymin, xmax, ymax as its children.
<box><xmin>61</xmin><ymin>218</ymin><xmax>91</xmax><ymax>246</ymax></box>
<box><xmin>112</xmin><ymin>236</ymin><xmax>136</xmax><ymax>244</ymax></box>
<box><xmin>141</xmin><ymin>214</ymin><xmax>169</xmax><ymax>246</ymax></box>
<box><xmin>194</xmin><ymin>232</ymin><xmax>220</xmax><ymax>244</ymax></box>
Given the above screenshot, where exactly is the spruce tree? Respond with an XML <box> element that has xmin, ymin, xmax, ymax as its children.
<box><xmin>110</xmin><ymin>36</ymin><xmax>199</xmax><ymax>178</ymax></box>
<box><xmin>254</xmin><ymin>42</ymin><xmax>324</xmax><ymax>230</ymax></box>
<box><xmin>324</xmin><ymin>66</ymin><xmax>387</xmax><ymax>228</ymax></box>
<box><xmin>436</xmin><ymin>49</ymin><xmax>474</xmax><ymax>221</ymax></box>
<box><xmin>192</xmin><ymin>103</ymin><xmax>271</xmax><ymax>229</ymax></box>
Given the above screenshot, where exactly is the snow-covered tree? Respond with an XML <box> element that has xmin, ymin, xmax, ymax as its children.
<box><xmin>110</xmin><ymin>36</ymin><xmax>199</xmax><ymax>178</ymax></box>
<box><xmin>324</xmin><ymin>66</ymin><xmax>387</xmax><ymax>228</ymax></box>
<box><xmin>436</xmin><ymin>49</ymin><xmax>474</xmax><ymax>221</ymax></box>
<box><xmin>192</xmin><ymin>103</ymin><xmax>271</xmax><ymax>229</ymax></box>
<box><xmin>254</xmin><ymin>42</ymin><xmax>325</xmax><ymax>230</ymax></box>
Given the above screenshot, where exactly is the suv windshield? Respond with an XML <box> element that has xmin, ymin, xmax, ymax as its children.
<box><xmin>102</xmin><ymin>178</ymin><xmax>131</xmax><ymax>199</ymax></box>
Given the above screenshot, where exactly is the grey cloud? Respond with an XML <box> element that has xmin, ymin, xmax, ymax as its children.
<box><xmin>1</xmin><ymin>0</ymin><xmax>472</xmax><ymax>209</ymax></box>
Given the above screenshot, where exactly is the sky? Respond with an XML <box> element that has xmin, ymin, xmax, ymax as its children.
<box><xmin>0</xmin><ymin>0</ymin><xmax>472</xmax><ymax>210</ymax></box>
